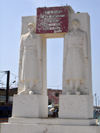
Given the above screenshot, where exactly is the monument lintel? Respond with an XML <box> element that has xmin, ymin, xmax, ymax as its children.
<box><xmin>40</xmin><ymin>32</ymin><xmax>66</xmax><ymax>38</ymax></box>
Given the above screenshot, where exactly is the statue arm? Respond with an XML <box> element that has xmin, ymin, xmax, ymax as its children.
<box><xmin>18</xmin><ymin>35</ymin><xmax>24</xmax><ymax>83</ymax></box>
<box><xmin>83</xmin><ymin>32</ymin><xmax>88</xmax><ymax>64</ymax></box>
<box><xmin>37</xmin><ymin>36</ymin><xmax>42</xmax><ymax>63</ymax></box>
<box><xmin>19</xmin><ymin>36</ymin><xmax>24</xmax><ymax>67</ymax></box>
<box><xmin>37</xmin><ymin>35</ymin><xmax>42</xmax><ymax>91</ymax></box>
<box><xmin>63</xmin><ymin>33</ymin><xmax>68</xmax><ymax>90</ymax></box>
<box><xmin>63</xmin><ymin>34</ymin><xmax>68</xmax><ymax>65</ymax></box>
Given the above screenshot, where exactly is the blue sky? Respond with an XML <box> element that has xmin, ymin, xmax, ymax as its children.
<box><xmin>0</xmin><ymin>0</ymin><xmax>100</xmax><ymax>104</ymax></box>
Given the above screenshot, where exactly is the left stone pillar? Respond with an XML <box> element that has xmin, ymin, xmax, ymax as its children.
<box><xmin>14</xmin><ymin>16</ymin><xmax>48</xmax><ymax>118</ymax></box>
<box><xmin>1</xmin><ymin>16</ymin><xmax>48</xmax><ymax>133</ymax></box>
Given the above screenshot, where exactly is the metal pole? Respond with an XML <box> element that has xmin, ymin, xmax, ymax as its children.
<box><xmin>6</xmin><ymin>71</ymin><xmax>10</xmax><ymax>103</ymax></box>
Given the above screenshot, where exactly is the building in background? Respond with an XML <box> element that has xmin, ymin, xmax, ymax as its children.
<box><xmin>0</xmin><ymin>88</ymin><xmax>62</xmax><ymax>106</ymax></box>
<box><xmin>0</xmin><ymin>88</ymin><xmax>62</xmax><ymax>120</ymax></box>
<box><xmin>0</xmin><ymin>88</ymin><xmax>17</xmax><ymax>103</ymax></box>
<box><xmin>47</xmin><ymin>89</ymin><xmax>62</xmax><ymax>107</ymax></box>
<box><xmin>0</xmin><ymin>88</ymin><xmax>17</xmax><ymax>122</ymax></box>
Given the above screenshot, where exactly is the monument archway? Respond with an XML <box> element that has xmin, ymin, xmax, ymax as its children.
<box><xmin>15</xmin><ymin>11</ymin><xmax>93</xmax><ymax>120</ymax></box>
<box><xmin>18</xmin><ymin>12</ymin><xmax>92</xmax><ymax>96</ymax></box>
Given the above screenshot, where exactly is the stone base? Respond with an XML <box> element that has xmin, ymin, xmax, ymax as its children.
<box><xmin>1</xmin><ymin>118</ymin><xmax>100</xmax><ymax>133</ymax></box>
<box><xmin>9</xmin><ymin>117</ymin><xmax>96</xmax><ymax>126</ymax></box>
<box><xmin>12</xmin><ymin>95</ymin><xmax>48</xmax><ymax>118</ymax></box>
<box><xmin>59</xmin><ymin>95</ymin><xmax>93</xmax><ymax>119</ymax></box>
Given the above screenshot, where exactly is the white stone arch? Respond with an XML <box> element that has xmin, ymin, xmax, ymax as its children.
<box><xmin>18</xmin><ymin>14</ymin><xmax>92</xmax><ymax>96</ymax></box>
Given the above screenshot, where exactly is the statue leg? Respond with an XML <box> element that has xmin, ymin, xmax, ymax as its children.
<box><xmin>29</xmin><ymin>81</ymin><xmax>34</xmax><ymax>94</ymax></box>
<box><xmin>67</xmin><ymin>80</ymin><xmax>75</xmax><ymax>94</ymax></box>
<box><xmin>18</xmin><ymin>81</ymin><xmax>29</xmax><ymax>95</ymax></box>
<box><xmin>24</xmin><ymin>81</ymin><xmax>30</xmax><ymax>94</ymax></box>
<box><xmin>75</xmin><ymin>80</ymin><xmax>81</xmax><ymax>95</ymax></box>
<box><xmin>24</xmin><ymin>81</ymin><xmax>29</xmax><ymax>90</ymax></box>
<box><xmin>70</xmin><ymin>80</ymin><xmax>74</xmax><ymax>90</ymax></box>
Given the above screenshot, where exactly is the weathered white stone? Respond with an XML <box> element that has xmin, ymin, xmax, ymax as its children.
<box><xmin>63</xmin><ymin>13</ymin><xmax>92</xmax><ymax>95</ymax></box>
<box><xmin>18</xmin><ymin>16</ymin><xmax>47</xmax><ymax>96</ymax></box>
<box><xmin>12</xmin><ymin>95</ymin><xmax>48</xmax><ymax>118</ymax></box>
<box><xmin>9</xmin><ymin>117</ymin><xmax>96</xmax><ymax>126</ymax></box>
<box><xmin>59</xmin><ymin>95</ymin><xmax>93</xmax><ymax>119</ymax></box>
<box><xmin>1</xmin><ymin>122</ymin><xmax>100</xmax><ymax>133</ymax></box>
<box><xmin>63</xmin><ymin>20</ymin><xmax>88</xmax><ymax>95</ymax></box>
<box><xmin>21</xmin><ymin>16</ymin><xmax>36</xmax><ymax>35</ymax></box>
<box><xmin>18</xmin><ymin>21</ymin><xmax>43</xmax><ymax>95</ymax></box>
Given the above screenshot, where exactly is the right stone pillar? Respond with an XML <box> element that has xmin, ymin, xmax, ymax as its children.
<box><xmin>59</xmin><ymin>12</ymin><xmax>100</xmax><ymax>133</ymax></box>
<box><xmin>62</xmin><ymin>13</ymin><xmax>92</xmax><ymax>96</ymax></box>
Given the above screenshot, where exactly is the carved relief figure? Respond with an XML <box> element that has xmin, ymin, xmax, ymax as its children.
<box><xmin>18</xmin><ymin>22</ymin><xmax>42</xmax><ymax>95</ymax></box>
<box><xmin>63</xmin><ymin>19</ymin><xmax>88</xmax><ymax>95</ymax></box>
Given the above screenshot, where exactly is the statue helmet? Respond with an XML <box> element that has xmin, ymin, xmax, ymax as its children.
<box><xmin>28</xmin><ymin>22</ymin><xmax>36</xmax><ymax>28</ymax></box>
<box><xmin>72</xmin><ymin>19</ymin><xmax>80</xmax><ymax>24</ymax></box>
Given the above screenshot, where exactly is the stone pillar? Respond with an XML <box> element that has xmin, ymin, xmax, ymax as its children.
<box><xmin>42</xmin><ymin>37</ymin><xmax>47</xmax><ymax>96</ymax></box>
<box><xmin>60</xmin><ymin>13</ymin><xmax>93</xmax><ymax>119</ymax></box>
<box><xmin>12</xmin><ymin>16</ymin><xmax>48</xmax><ymax>118</ymax></box>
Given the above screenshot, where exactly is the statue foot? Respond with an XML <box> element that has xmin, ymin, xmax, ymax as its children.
<box><xmin>29</xmin><ymin>91</ymin><xmax>34</xmax><ymax>95</ymax></box>
<box><xmin>75</xmin><ymin>91</ymin><xmax>81</xmax><ymax>95</ymax></box>
<box><xmin>18</xmin><ymin>90</ymin><xmax>29</xmax><ymax>95</ymax></box>
<box><xmin>66</xmin><ymin>91</ymin><xmax>71</xmax><ymax>95</ymax></box>
<box><xmin>80</xmin><ymin>87</ymin><xmax>89</xmax><ymax>95</ymax></box>
<box><xmin>66</xmin><ymin>90</ymin><xmax>74</xmax><ymax>95</ymax></box>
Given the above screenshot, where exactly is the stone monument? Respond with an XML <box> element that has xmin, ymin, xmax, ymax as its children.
<box><xmin>19</xmin><ymin>22</ymin><xmax>42</xmax><ymax>95</ymax></box>
<box><xmin>1</xmin><ymin>6</ymin><xmax>100</xmax><ymax>133</ymax></box>
<box><xmin>63</xmin><ymin>19</ymin><xmax>88</xmax><ymax>95</ymax></box>
<box><xmin>59</xmin><ymin>12</ymin><xmax>94</xmax><ymax>119</ymax></box>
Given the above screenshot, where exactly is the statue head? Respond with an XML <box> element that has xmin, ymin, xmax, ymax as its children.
<box><xmin>28</xmin><ymin>22</ymin><xmax>36</xmax><ymax>33</ymax></box>
<box><xmin>72</xmin><ymin>19</ymin><xmax>80</xmax><ymax>30</ymax></box>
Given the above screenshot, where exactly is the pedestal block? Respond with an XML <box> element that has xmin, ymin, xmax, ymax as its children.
<box><xmin>1</xmin><ymin>95</ymin><xmax>100</xmax><ymax>133</ymax></box>
<box><xmin>12</xmin><ymin>95</ymin><xmax>48</xmax><ymax>118</ymax></box>
<box><xmin>1</xmin><ymin>118</ymin><xmax>100</xmax><ymax>133</ymax></box>
<box><xmin>59</xmin><ymin>95</ymin><xmax>93</xmax><ymax>119</ymax></box>
<box><xmin>9</xmin><ymin>117</ymin><xmax>97</xmax><ymax>126</ymax></box>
